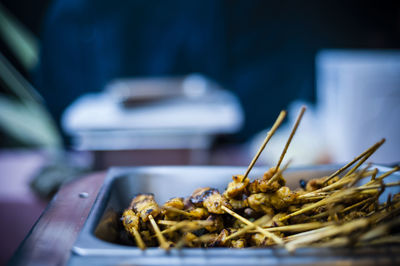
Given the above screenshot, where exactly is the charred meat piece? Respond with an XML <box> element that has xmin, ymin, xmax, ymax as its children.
<box><xmin>189</xmin><ymin>187</ymin><xmax>216</xmax><ymax>206</ymax></box>
<box><xmin>189</xmin><ymin>187</ymin><xmax>231</xmax><ymax>214</ymax></box>
<box><xmin>187</xmin><ymin>207</ymin><xmax>209</xmax><ymax>219</ymax></box>
<box><xmin>129</xmin><ymin>193</ymin><xmax>161</xmax><ymax>222</ymax></box>
<box><xmin>182</xmin><ymin>232</ymin><xmax>200</xmax><ymax>247</ymax></box>
<box><xmin>305</xmin><ymin>176</ymin><xmax>339</xmax><ymax>192</ymax></box>
<box><xmin>248</xmin><ymin>167</ymin><xmax>285</xmax><ymax>194</ymax></box>
<box><xmin>250</xmin><ymin>232</ymin><xmax>282</xmax><ymax>247</ymax></box>
<box><xmin>121</xmin><ymin>209</ymin><xmax>140</xmax><ymax>234</ymax></box>
<box><xmin>205</xmin><ymin>214</ymin><xmax>224</xmax><ymax>232</ymax></box>
<box><xmin>265</xmin><ymin>212</ymin><xmax>288</xmax><ymax>227</ymax></box>
<box><xmin>224</xmin><ymin>175</ymin><xmax>250</xmax><ymax>199</ymax></box>
<box><xmin>248</xmin><ymin>187</ymin><xmax>298</xmax><ymax>213</ymax></box>
<box><xmin>208</xmin><ymin>228</ymin><xmax>232</xmax><ymax>247</ymax></box>
<box><xmin>231</xmin><ymin>238</ymin><xmax>246</xmax><ymax>248</ymax></box>
<box><xmin>251</xmin><ymin>232</ymin><xmax>267</xmax><ymax>247</ymax></box>
<box><xmin>247</xmin><ymin>193</ymin><xmax>274</xmax><ymax>216</ymax></box>
<box><xmin>164</xmin><ymin>197</ymin><xmax>184</xmax><ymax>209</ymax></box>
<box><xmin>305</xmin><ymin>178</ymin><xmax>325</xmax><ymax>192</ymax></box>
<box><xmin>203</xmin><ymin>192</ymin><xmax>231</xmax><ymax>214</ymax></box>
<box><xmin>275</xmin><ymin>186</ymin><xmax>298</xmax><ymax>204</ymax></box>
<box><xmin>228</xmin><ymin>198</ymin><xmax>248</xmax><ymax>210</ymax></box>
<box><xmin>162</xmin><ymin>197</ymin><xmax>184</xmax><ymax>219</ymax></box>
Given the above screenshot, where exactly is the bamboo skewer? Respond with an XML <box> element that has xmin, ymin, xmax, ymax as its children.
<box><xmin>265</xmin><ymin>159</ymin><xmax>292</xmax><ymax>186</ymax></box>
<box><xmin>286</xmin><ymin>218</ymin><xmax>369</xmax><ymax>251</ymax></box>
<box><xmin>132</xmin><ymin>227</ymin><xmax>146</xmax><ymax>250</ymax></box>
<box><xmin>323</xmin><ymin>138</ymin><xmax>386</xmax><ymax>184</ymax></box>
<box><xmin>344</xmin><ymin>141</ymin><xmax>384</xmax><ymax>177</ymax></box>
<box><xmin>120</xmin><ymin>107</ymin><xmax>400</xmax><ymax>250</ymax></box>
<box><xmin>285</xmin><ymin>226</ymin><xmax>334</xmax><ymax>241</ymax></box>
<box><xmin>163</xmin><ymin>206</ymin><xmax>197</xmax><ymax>217</ymax></box>
<box><xmin>299</xmin><ymin>170</ymin><xmax>376</xmax><ymax>199</ymax></box>
<box><xmin>221</xmin><ymin>206</ymin><xmax>284</xmax><ymax>246</ymax></box>
<box><xmin>148</xmin><ymin>214</ymin><xmax>170</xmax><ymax>250</ymax></box>
<box><xmin>273</xmin><ymin>106</ymin><xmax>306</xmax><ymax>175</ymax></box>
<box><xmin>159</xmin><ymin>220</ymin><xmax>213</xmax><ymax>236</ymax></box>
<box><xmin>264</xmin><ymin>222</ymin><xmax>332</xmax><ymax>233</ymax></box>
<box><xmin>377</xmin><ymin>166</ymin><xmax>400</xmax><ymax>181</ymax></box>
<box><xmin>157</xmin><ymin>220</ymin><xmax>178</xmax><ymax>226</ymax></box>
<box><xmin>243</xmin><ymin>110</ymin><xmax>287</xmax><ymax>179</ymax></box>
<box><xmin>370</xmin><ymin>168</ymin><xmax>378</xmax><ymax>181</ymax></box>
<box><xmin>347</xmin><ymin>164</ymin><xmax>370</xmax><ymax>188</ymax></box>
<box><xmin>355</xmin><ymin>181</ymin><xmax>400</xmax><ymax>191</ymax></box>
<box><xmin>360</xmin><ymin>236</ymin><xmax>400</xmax><ymax>246</ymax></box>
<box><xmin>359</xmin><ymin>217</ymin><xmax>400</xmax><ymax>242</ymax></box>
<box><xmin>280</xmin><ymin>189</ymin><xmax>357</xmax><ymax>222</ymax></box>
<box><xmin>225</xmin><ymin>215</ymin><xmax>271</xmax><ymax>241</ymax></box>
<box><xmin>309</xmin><ymin>197</ymin><xmax>375</xmax><ymax>221</ymax></box>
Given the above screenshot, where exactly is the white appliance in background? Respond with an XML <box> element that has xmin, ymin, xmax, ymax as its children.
<box><xmin>61</xmin><ymin>74</ymin><xmax>243</xmax><ymax>164</ymax></box>
<box><xmin>316</xmin><ymin>50</ymin><xmax>400</xmax><ymax>165</ymax></box>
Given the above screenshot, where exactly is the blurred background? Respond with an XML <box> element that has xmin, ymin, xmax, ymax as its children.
<box><xmin>1</xmin><ymin>0</ymin><xmax>400</xmax><ymax>264</ymax></box>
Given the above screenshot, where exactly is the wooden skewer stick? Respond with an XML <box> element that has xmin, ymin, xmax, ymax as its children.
<box><xmin>286</xmin><ymin>218</ymin><xmax>369</xmax><ymax>252</ymax></box>
<box><xmin>279</xmin><ymin>189</ymin><xmax>356</xmax><ymax>222</ymax></box>
<box><xmin>132</xmin><ymin>227</ymin><xmax>146</xmax><ymax>250</ymax></box>
<box><xmin>299</xmin><ymin>170</ymin><xmax>376</xmax><ymax>199</ymax></box>
<box><xmin>298</xmin><ymin>175</ymin><xmax>354</xmax><ymax>199</ymax></box>
<box><xmin>323</xmin><ymin>138</ymin><xmax>385</xmax><ymax>184</ymax></box>
<box><xmin>311</xmin><ymin>237</ymin><xmax>350</xmax><ymax>248</ymax></box>
<box><xmin>285</xmin><ymin>226</ymin><xmax>333</xmax><ymax>241</ymax></box>
<box><xmin>347</xmin><ymin>163</ymin><xmax>371</xmax><ymax>188</ymax></box>
<box><xmin>309</xmin><ymin>197</ymin><xmax>375</xmax><ymax>220</ymax></box>
<box><xmin>377</xmin><ymin>166</ymin><xmax>400</xmax><ymax>181</ymax></box>
<box><xmin>265</xmin><ymin>159</ymin><xmax>292</xmax><ymax>186</ymax></box>
<box><xmin>163</xmin><ymin>206</ymin><xmax>196</xmax><ymax>217</ymax></box>
<box><xmin>157</xmin><ymin>220</ymin><xmax>178</xmax><ymax>226</ymax></box>
<box><xmin>273</xmin><ymin>106</ymin><xmax>306</xmax><ymax>175</ymax></box>
<box><xmin>148</xmin><ymin>214</ymin><xmax>170</xmax><ymax>250</ymax></box>
<box><xmin>361</xmin><ymin>236</ymin><xmax>400</xmax><ymax>246</ymax></box>
<box><xmin>360</xmin><ymin>216</ymin><xmax>400</xmax><ymax>242</ymax></box>
<box><xmin>356</xmin><ymin>181</ymin><xmax>400</xmax><ymax>191</ymax></box>
<box><xmin>243</xmin><ymin>110</ymin><xmax>287</xmax><ymax>179</ymax></box>
<box><xmin>159</xmin><ymin>220</ymin><xmax>213</xmax><ymax>236</ymax></box>
<box><xmin>248</xmin><ymin>222</ymin><xmax>333</xmax><ymax>234</ymax></box>
<box><xmin>344</xmin><ymin>141</ymin><xmax>384</xmax><ymax>177</ymax></box>
<box><xmin>370</xmin><ymin>168</ymin><xmax>378</xmax><ymax>181</ymax></box>
<box><xmin>221</xmin><ymin>206</ymin><xmax>284</xmax><ymax>246</ymax></box>
<box><xmin>225</xmin><ymin>215</ymin><xmax>271</xmax><ymax>241</ymax></box>
<box><xmin>264</xmin><ymin>222</ymin><xmax>332</xmax><ymax>233</ymax></box>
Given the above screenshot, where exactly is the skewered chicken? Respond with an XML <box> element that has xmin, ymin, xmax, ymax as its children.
<box><xmin>118</xmin><ymin>107</ymin><xmax>400</xmax><ymax>250</ymax></box>
<box><xmin>189</xmin><ymin>187</ymin><xmax>231</xmax><ymax>214</ymax></box>
<box><xmin>130</xmin><ymin>193</ymin><xmax>161</xmax><ymax>222</ymax></box>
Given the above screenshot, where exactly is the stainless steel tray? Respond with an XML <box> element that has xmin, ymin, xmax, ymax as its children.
<box><xmin>69</xmin><ymin>165</ymin><xmax>400</xmax><ymax>265</ymax></box>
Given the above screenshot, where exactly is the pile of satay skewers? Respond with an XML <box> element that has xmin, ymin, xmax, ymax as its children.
<box><xmin>121</xmin><ymin>107</ymin><xmax>400</xmax><ymax>251</ymax></box>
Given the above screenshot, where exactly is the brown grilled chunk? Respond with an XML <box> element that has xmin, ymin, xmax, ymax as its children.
<box><xmin>129</xmin><ymin>193</ymin><xmax>161</xmax><ymax>222</ymax></box>
<box><xmin>224</xmin><ymin>175</ymin><xmax>250</xmax><ymax>199</ymax></box>
<box><xmin>248</xmin><ymin>167</ymin><xmax>286</xmax><ymax>194</ymax></box>
<box><xmin>189</xmin><ymin>187</ymin><xmax>231</xmax><ymax>214</ymax></box>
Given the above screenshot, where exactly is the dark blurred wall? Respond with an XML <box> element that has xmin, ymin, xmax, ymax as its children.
<box><xmin>29</xmin><ymin>0</ymin><xmax>400</xmax><ymax>142</ymax></box>
<box><xmin>1</xmin><ymin>0</ymin><xmax>51</xmax><ymax>80</ymax></box>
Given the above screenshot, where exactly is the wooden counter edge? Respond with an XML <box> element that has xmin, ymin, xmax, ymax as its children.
<box><xmin>9</xmin><ymin>171</ymin><xmax>107</xmax><ymax>266</ymax></box>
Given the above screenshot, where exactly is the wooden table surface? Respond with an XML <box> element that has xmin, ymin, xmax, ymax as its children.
<box><xmin>9</xmin><ymin>171</ymin><xmax>106</xmax><ymax>266</ymax></box>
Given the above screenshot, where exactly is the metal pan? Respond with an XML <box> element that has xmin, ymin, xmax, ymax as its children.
<box><xmin>69</xmin><ymin>165</ymin><xmax>400</xmax><ymax>265</ymax></box>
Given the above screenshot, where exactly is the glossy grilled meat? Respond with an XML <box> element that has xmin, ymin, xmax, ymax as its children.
<box><xmin>189</xmin><ymin>187</ymin><xmax>231</xmax><ymax>214</ymax></box>
<box><xmin>129</xmin><ymin>193</ymin><xmax>161</xmax><ymax>222</ymax></box>
<box><xmin>162</xmin><ymin>197</ymin><xmax>184</xmax><ymax>219</ymax></box>
<box><xmin>224</xmin><ymin>175</ymin><xmax>250</xmax><ymax>199</ymax></box>
<box><xmin>121</xmin><ymin>209</ymin><xmax>140</xmax><ymax>233</ymax></box>
<box><xmin>248</xmin><ymin>167</ymin><xmax>286</xmax><ymax>194</ymax></box>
